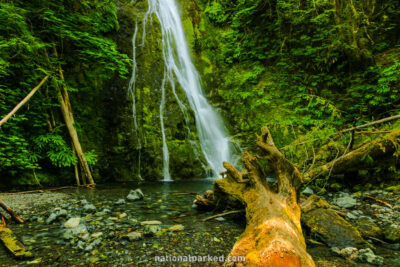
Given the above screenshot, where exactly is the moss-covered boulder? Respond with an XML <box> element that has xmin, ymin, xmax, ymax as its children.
<box><xmin>384</xmin><ymin>225</ymin><xmax>400</xmax><ymax>242</ymax></box>
<box><xmin>356</xmin><ymin>216</ymin><xmax>383</xmax><ymax>238</ymax></box>
<box><xmin>301</xmin><ymin>195</ymin><xmax>370</xmax><ymax>249</ymax></box>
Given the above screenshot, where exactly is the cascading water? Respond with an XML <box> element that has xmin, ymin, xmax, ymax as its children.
<box><xmin>135</xmin><ymin>0</ymin><xmax>234</xmax><ymax>180</ymax></box>
<box><xmin>127</xmin><ymin>21</ymin><xmax>143</xmax><ymax>180</ymax></box>
<box><xmin>160</xmin><ymin>70</ymin><xmax>171</xmax><ymax>181</ymax></box>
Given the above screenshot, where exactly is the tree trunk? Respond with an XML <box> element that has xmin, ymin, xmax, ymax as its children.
<box><xmin>56</xmin><ymin>89</ymin><xmax>95</xmax><ymax>185</ymax></box>
<box><xmin>204</xmin><ymin>127</ymin><xmax>315</xmax><ymax>266</ymax></box>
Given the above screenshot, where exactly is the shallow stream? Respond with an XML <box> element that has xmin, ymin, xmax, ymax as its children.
<box><xmin>0</xmin><ymin>180</ymin><xmax>398</xmax><ymax>266</ymax></box>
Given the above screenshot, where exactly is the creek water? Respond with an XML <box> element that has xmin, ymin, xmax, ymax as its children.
<box><xmin>0</xmin><ymin>181</ymin><xmax>244</xmax><ymax>266</ymax></box>
<box><xmin>0</xmin><ymin>181</ymin><xmax>398</xmax><ymax>266</ymax></box>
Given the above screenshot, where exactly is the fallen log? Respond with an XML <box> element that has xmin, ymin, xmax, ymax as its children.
<box><xmin>194</xmin><ymin>126</ymin><xmax>392</xmax><ymax>266</ymax></box>
<box><xmin>0</xmin><ymin>224</ymin><xmax>32</xmax><ymax>258</ymax></box>
<box><xmin>0</xmin><ymin>199</ymin><xmax>24</xmax><ymax>224</ymax></box>
<box><xmin>198</xmin><ymin>127</ymin><xmax>315</xmax><ymax>266</ymax></box>
<box><xmin>304</xmin><ymin>129</ymin><xmax>400</xmax><ymax>182</ymax></box>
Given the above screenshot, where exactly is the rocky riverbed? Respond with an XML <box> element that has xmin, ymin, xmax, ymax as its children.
<box><xmin>0</xmin><ymin>182</ymin><xmax>399</xmax><ymax>266</ymax></box>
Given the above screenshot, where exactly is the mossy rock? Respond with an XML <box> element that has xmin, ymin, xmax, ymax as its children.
<box><xmin>302</xmin><ymin>208</ymin><xmax>371</xmax><ymax>249</ymax></box>
<box><xmin>383</xmin><ymin>226</ymin><xmax>400</xmax><ymax>243</ymax></box>
<box><xmin>356</xmin><ymin>217</ymin><xmax>383</xmax><ymax>238</ymax></box>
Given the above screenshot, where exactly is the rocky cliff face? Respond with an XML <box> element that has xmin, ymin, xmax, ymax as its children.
<box><xmin>96</xmin><ymin>0</ymin><xmax>210</xmax><ymax>181</ymax></box>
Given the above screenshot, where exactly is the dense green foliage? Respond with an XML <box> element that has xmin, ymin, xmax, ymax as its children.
<box><xmin>0</xmin><ymin>0</ymin><xmax>399</xmax><ymax>186</ymax></box>
<box><xmin>0</xmin><ymin>0</ymin><xmax>129</xmax><ymax>181</ymax></box>
<box><xmin>194</xmin><ymin>0</ymin><xmax>400</xmax><ymax>164</ymax></box>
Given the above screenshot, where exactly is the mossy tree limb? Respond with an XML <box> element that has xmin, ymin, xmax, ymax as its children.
<box><xmin>0</xmin><ymin>225</ymin><xmax>32</xmax><ymax>258</ymax></box>
<box><xmin>304</xmin><ymin>129</ymin><xmax>400</xmax><ymax>182</ymax></box>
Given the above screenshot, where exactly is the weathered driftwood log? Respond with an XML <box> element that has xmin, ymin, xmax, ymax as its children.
<box><xmin>0</xmin><ymin>199</ymin><xmax>24</xmax><ymax>224</ymax></box>
<box><xmin>0</xmin><ymin>224</ymin><xmax>32</xmax><ymax>258</ymax></box>
<box><xmin>197</xmin><ymin>127</ymin><xmax>315</xmax><ymax>266</ymax></box>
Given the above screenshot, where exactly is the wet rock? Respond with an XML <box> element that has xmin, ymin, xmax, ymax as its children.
<box><xmin>91</xmin><ymin>232</ymin><xmax>103</xmax><ymax>239</ymax></box>
<box><xmin>115</xmin><ymin>199</ymin><xmax>126</xmax><ymax>205</ymax></box>
<box><xmin>140</xmin><ymin>220</ymin><xmax>162</xmax><ymax>226</ymax></box>
<box><xmin>384</xmin><ymin>225</ymin><xmax>400</xmax><ymax>242</ymax></box>
<box><xmin>301</xmin><ymin>196</ymin><xmax>370</xmax><ymax>249</ymax></box>
<box><xmin>127</xmin><ymin>189</ymin><xmax>144</xmax><ymax>201</ymax></box>
<box><xmin>125</xmin><ymin>232</ymin><xmax>143</xmax><ymax>241</ymax></box>
<box><xmin>80</xmin><ymin>233</ymin><xmax>90</xmax><ymax>241</ymax></box>
<box><xmin>357</xmin><ymin>248</ymin><xmax>384</xmax><ymax>266</ymax></box>
<box><xmin>64</xmin><ymin>217</ymin><xmax>81</xmax><ymax>228</ymax></box>
<box><xmin>77</xmin><ymin>240</ymin><xmax>85</xmax><ymax>250</ymax></box>
<box><xmin>339</xmin><ymin>247</ymin><xmax>358</xmax><ymax>258</ymax></box>
<box><xmin>339</xmin><ymin>247</ymin><xmax>383</xmax><ymax>266</ymax></box>
<box><xmin>70</xmin><ymin>224</ymin><xmax>88</xmax><ymax>236</ymax></box>
<box><xmin>144</xmin><ymin>225</ymin><xmax>162</xmax><ymax>236</ymax></box>
<box><xmin>53</xmin><ymin>208</ymin><xmax>68</xmax><ymax>217</ymax></box>
<box><xmin>46</xmin><ymin>213</ymin><xmax>57</xmax><ymax>224</ymax></box>
<box><xmin>302</xmin><ymin>187</ymin><xmax>314</xmax><ymax>196</ymax></box>
<box><xmin>62</xmin><ymin>231</ymin><xmax>74</xmax><ymax>240</ymax></box>
<box><xmin>335</xmin><ymin>196</ymin><xmax>357</xmax><ymax>209</ymax></box>
<box><xmin>356</xmin><ymin>216</ymin><xmax>382</xmax><ymax>238</ymax></box>
<box><xmin>83</xmin><ymin>204</ymin><xmax>96</xmax><ymax>212</ymax></box>
<box><xmin>85</xmin><ymin>238</ymin><xmax>102</xmax><ymax>251</ymax></box>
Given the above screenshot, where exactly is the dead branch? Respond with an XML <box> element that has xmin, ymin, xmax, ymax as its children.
<box><xmin>202</xmin><ymin>210</ymin><xmax>245</xmax><ymax>222</ymax></box>
<box><xmin>0</xmin><ymin>199</ymin><xmax>24</xmax><ymax>223</ymax></box>
<box><xmin>0</xmin><ymin>75</ymin><xmax>50</xmax><ymax>127</ymax></box>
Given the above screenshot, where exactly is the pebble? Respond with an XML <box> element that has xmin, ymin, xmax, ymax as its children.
<box><xmin>115</xmin><ymin>199</ymin><xmax>126</xmax><ymax>205</ymax></box>
<box><xmin>125</xmin><ymin>232</ymin><xmax>143</xmax><ymax>241</ymax></box>
<box><xmin>302</xmin><ymin>187</ymin><xmax>314</xmax><ymax>196</ymax></box>
<box><xmin>335</xmin><ymin>196</ymin><xmax>357</xmax><ymax>209</ymax></box>
<box><xmin>64</xmin><ymin>217</ymin><xmax>81</xmax><ymax>228</ymax></box>
<box><xmin>83</xmin><ymin>204</ymin><xmax>96</xmax><ymax>212</ymax></box>
<box><xmin>126</xmin><ymin>189</ymin><xmax>144</xmax><ymax>201</ymax></box>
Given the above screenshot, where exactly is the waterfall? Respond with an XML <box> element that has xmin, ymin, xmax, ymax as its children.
<box><xmin>160</xmin><ymin>70</ymin><xmax>171</xmax><ymax>181</ymax></box>
<box><xmin>127</xmin><ymin>21</ymin><xmax>143</xmax><ymax>180</ymax></box>
<box><xmin>139</xmin><ymin>0</ymin><xmax>233</xmax><ymax>179</ymax></box>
